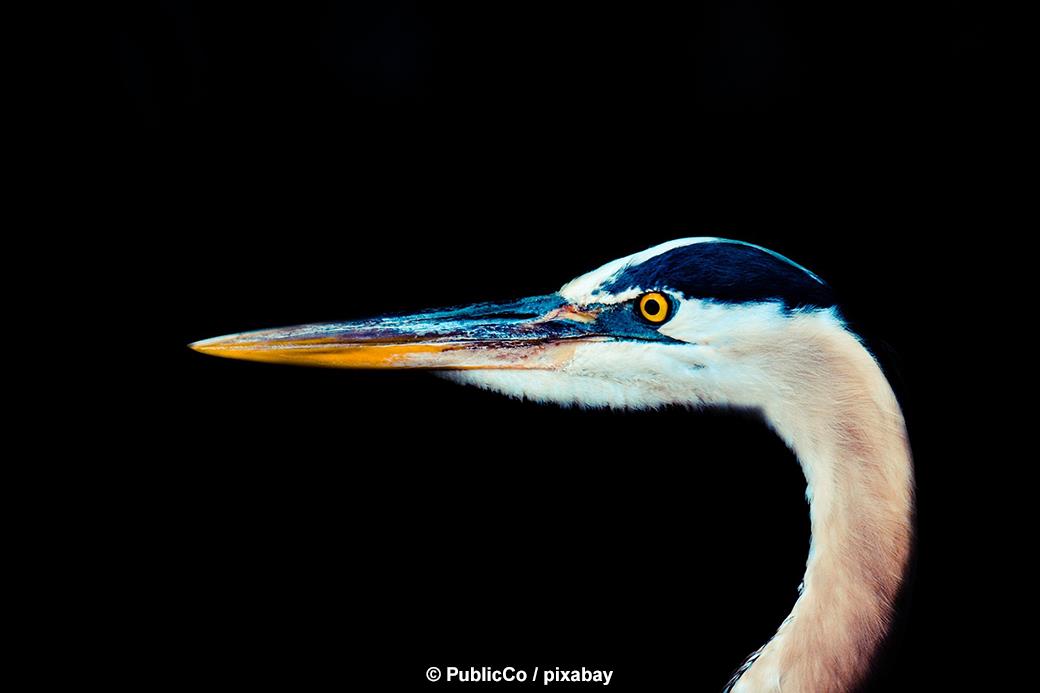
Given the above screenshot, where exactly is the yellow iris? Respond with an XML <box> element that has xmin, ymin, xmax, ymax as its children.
<box><xmin>638</xmin><ymin>292</ymin><xmax>669</xmax><ymax>323</ymax></box>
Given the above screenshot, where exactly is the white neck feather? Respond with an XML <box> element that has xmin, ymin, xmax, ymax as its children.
<box><xmin>443</xmin><ymin>303</ymin><xmax>914</xmax><ymax>692</ymax></box>
<box><xmin>727</xmin><ymin>317</ymin><xmax>914</xmax><ymax>693</ymax></box>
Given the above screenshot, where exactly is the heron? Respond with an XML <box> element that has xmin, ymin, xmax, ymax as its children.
<box><xmin>191</xmin><ymin>237</ymin><xmax>913</xmax><ymax>693</ymax></box>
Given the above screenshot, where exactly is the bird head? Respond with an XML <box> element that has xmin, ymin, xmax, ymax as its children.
<box><xmin>191</xmin><ymin>238</ymin><xmax>837</xmax><ymax>410</ymax></box>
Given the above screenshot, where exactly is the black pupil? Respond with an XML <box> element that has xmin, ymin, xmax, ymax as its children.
<box><xmin>644</xmin><ymin>298</ymin><xmax>661</xmax><ymax>316</ymax></box>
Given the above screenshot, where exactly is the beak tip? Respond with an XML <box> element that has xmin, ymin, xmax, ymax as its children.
<box><xmin>189</xmin><ymin>335</ymin><xmax>228</xmax><ymax>354</ymax></box>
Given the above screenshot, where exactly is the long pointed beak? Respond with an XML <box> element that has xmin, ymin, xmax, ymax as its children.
<box><xmin>189</xmin><ymin>295</ymin><xmax>603</xmax><ymax>370</ymax></box>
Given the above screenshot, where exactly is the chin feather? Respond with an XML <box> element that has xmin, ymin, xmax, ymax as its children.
<box><xmin>436</xmin><ymin>369</ymin><xmax>700</xmax><ymax>410</ymax></box>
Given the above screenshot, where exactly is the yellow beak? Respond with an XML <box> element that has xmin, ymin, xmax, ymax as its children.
<box><xmin>190</xmin><ymin>294</ymin><xmax>602</xmax><ymax>370</ymax></box>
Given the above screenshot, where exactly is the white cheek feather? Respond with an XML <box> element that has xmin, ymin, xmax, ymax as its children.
<box><xmin>440</xmin><ymin>342</ymin><xmax>708</xmax><ymax>410</ymax></box>
<box><xmin>444</xmin><ymin>300</ymin><xmax>851</xmax><ymax>415</ymax></box>
<box><xmin>439</xmin><ymin>370</ymin><xmax>665</xmax><ymax>410</ymax></box>
<box><xmin>441</xmin><ymin>301</ymin><xmax>848</xmax><ymax>412</ymax></box>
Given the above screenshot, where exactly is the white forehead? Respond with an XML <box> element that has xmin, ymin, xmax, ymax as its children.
<box><xmin>559</xmin><ymin>237</ymin><xmax>718</xmax><ymax>305</ymax></box>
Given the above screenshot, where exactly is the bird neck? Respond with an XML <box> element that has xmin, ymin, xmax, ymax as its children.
<box><xmin>729</xmin><ymin>320</ymin><xmax>914</xmax><ymax>693</ymax></box>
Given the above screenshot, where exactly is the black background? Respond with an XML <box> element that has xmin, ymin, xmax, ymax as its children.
<box><xmin>104</xmin><ymin>2</ymin><xmax>987</xmax><ymax>690</ymax></box>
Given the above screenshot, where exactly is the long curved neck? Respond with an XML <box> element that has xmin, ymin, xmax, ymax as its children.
<box><xmin>728</xmin><ymin>321</ymin><xmax>914</xmax><ymax>693</ymax></box>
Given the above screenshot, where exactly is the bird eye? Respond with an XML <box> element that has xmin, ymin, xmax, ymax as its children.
<box><xmin>637</xmin><ymin>292</ymin><xmax>671</xmax><ymax>324</ymax></box>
